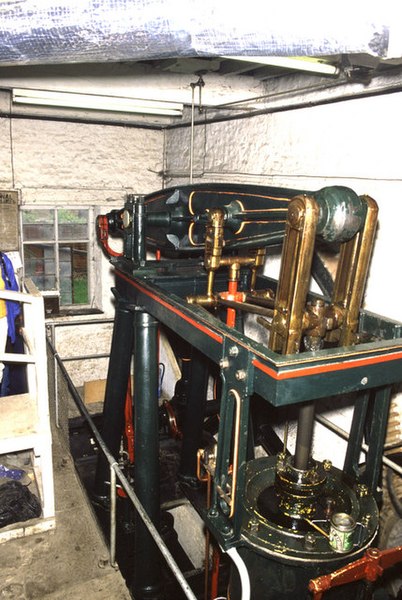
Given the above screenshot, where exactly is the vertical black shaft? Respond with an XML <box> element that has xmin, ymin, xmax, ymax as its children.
<box><xmin>133</xmin><ymin>310</ymin><xmax>162</xmax><ymax>600</ymax></box>
<box><xmin>179</xmin><ymin>347</ymin><xmax>209</xmax><ymax>485</ymax></box>
<box><xmin>294</xmin><ymin>401</ymin><xmax>315</xmax><ymax>470</ymax></box>
<box><xmin>363</xmin><ymin>386</ymin><xmax>392</xmax><ymax>494</ymax></box>
<box><xmin>343</xmin><ymin>392</ymin><xmax>370</xmax><ymax>479</ymax></box>
<box><xmin>94</xmin><ymin>298</ymin><xmax>134</xmax><ymax>497</ymax></box>
<box><xmin>134</xmin><ymin>195</ymin><xmax>146</xmax><ymax>266</ymax></box>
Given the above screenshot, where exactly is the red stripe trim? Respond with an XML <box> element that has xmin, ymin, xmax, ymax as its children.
<box><xmin>116</xmin><ymin>271</ymin><xmax>402</xmax><ymax>380</ymax></box>
<box><xmin>253</xmin><ymin>350</ymin><xmax>402</xmax><ymax>381</ymax></box>
<box><xmin>116</xmin><ymin>271</ymin><xmax>223</xmax><ymax>344</ymax></box>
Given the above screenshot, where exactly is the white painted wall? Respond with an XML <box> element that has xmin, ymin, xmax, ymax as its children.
<box><xmin>0</xmin><ymin>95</ymin><xmax>164</xmax><ymax>387</ymax></box>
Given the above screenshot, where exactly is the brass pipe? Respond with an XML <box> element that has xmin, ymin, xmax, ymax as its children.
<box><xmin>229</xmin><ymin>389</ymin><xmax>242</xmax><ymax>519</ymax></box>
<box><xmin>329</xmin><ymin>196</ymin><xmax>378</xmax><ymax>346</ymax></box>
<box><xmin>204</xmin><ymin>471</ymin><xmax>212</xmax><ymax>600</ymax></box>
<box><xmin>269</xmin><ymin>195</ymin><xmax>320</xmax><ymax>355</ymax></box>
<box><xmin>218</xmin><ymin>296</ymin><xmax>274</xmax><ymax>317</ymax></box>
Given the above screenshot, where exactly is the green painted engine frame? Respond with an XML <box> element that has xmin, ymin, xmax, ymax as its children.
<box><xmin>113</xmin><ymin>257</ymin><xmax>402</xmax><ymax>550</ymax></box>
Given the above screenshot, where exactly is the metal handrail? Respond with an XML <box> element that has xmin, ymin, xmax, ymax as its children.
<box><xmin>315</xmin><ymin>413</ymin><xmax>402</xmax><ymax>476</ymax></box>
<box><xmin>46</xmin><ymin>318</ymin><xmax>114</xmax><ymax>427</ymax></box>
<box><xmin>47</xmin><ymin>335</ymin><xmax>198</xmax><ymax>600</ymax></box>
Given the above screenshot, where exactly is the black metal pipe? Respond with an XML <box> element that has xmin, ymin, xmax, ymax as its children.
<box><xmin>94</xmin><ymin>297</ymin><xmax>134</xmax><ymax>498</ymax></box>
<box><xmin>134</xmin><ymin>195</ymin><xmax>146</xmax><ymax>266</ymax></box>
<box><xmin>294</xmin><ymin>401</ymin><xmax>315</xmax><ymax>470</ymax></box>
<box><xmin>133</xmin><ymin>310</ymin><xmax>163</xmax><ymax>600</ymax></box>
<box><xmin>343</xmin><ymin>392</ymin><xmax>369</xmax><ymax>479</ymax></box>
<box><xmin>363</xmin><ymin>386</ymin><xmax>392</xmax><ymax>494</ymax></box>
<box><xmin>179</xmin><ymin>347</ymin><xmax>209</xmax><ymax>485</ymax></box>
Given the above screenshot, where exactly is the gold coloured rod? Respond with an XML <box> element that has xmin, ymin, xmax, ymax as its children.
<box><xmin>330</xmin><ymin>196</ymin><xmax>378</xmax><ymax>346</ymax></box>
<box><xmin>304</xmin><ymin>518</ymin><xmax>330</xmax><ymax>539</ymax></box>
<box><xmin>230</xmin><ymin>389</ymin><xmax>242</xmax><ymax>519</ymax></box>
<box><xmin>269</xmin><ymin>195</ymin><xmax>320</xmax><ymax>355</ymax></box>
<box><xmin>218</xmin><ymin>296</ymin><xmax>274</xmax><ymax>317</ymax></box>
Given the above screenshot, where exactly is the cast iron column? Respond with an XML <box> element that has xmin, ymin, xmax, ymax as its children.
<box><xmin>133</xmin><ymin>309</ymin><xmax>163</xmax><ymax>599</ymax></box>
<box><xmin>94</xmin><ymin>295</ymin><xmax>134</xmax><ymax>498</ymax></box>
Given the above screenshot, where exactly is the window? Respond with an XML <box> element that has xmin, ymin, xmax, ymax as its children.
<box><xmin>21</xmin><ymin>207</ymin><xmax>95</xmax><ymax>309</ymax></box>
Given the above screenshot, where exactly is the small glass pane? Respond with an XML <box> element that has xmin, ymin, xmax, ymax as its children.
<box><xmin>24</xmin><ymin>244</ymin><xmax>56</xmax><ymax>291</ymax></box>
<box><xmin>22</xmin><ymin>210</ymin><xmax>55</xmax><ymax>241</ymax></box>
<box><xmin>59</xmin><ymin>243</ymin><xmax>88</xmax><ymax>305</ymax></box>
<box><xmin>58</xmin><ymin>209</ymin><xmax>88</xmax><ymax>240</ymax></box>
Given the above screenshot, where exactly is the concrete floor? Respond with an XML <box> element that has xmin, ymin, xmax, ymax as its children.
<box><xmin>0</xmin><ymin>424</ymin><xmax>132</xmax><ymax>600</ymax></box>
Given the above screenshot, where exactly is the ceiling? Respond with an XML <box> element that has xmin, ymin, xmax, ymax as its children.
<box><xmin>2</xmin><ymin>52</ymin><xmax>402</xmax><ymax>128</ymax></box>
<box><xmin>1</xmin><ymin>3</ymin><xmax>402</xmax><ymax>125</ymax></box>
<box><xmin>138</xmin><ymin>53</ymin><xmax>390</xmax><ymax>83</ymax></box>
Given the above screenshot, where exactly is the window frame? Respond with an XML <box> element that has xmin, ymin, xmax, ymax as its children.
<box><xmin>20</xmin><ymin>205</ymin><xmax>98</xmax><ymax>313</ymax></box>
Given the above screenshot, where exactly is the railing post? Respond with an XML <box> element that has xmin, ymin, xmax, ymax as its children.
<box><xmin>110</xmin><ymin>463</ymin><xmax>118</xmax><ymax>568</ymax></box>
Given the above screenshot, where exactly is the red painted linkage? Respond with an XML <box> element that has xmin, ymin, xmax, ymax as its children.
<box><xmin>96</xmin><ymin>214</ymin><xmax>123</xmax><ymax>258</ymax></box>
<box><xmin>309</xmin><ymin>546</ymin><xmax>402</xmax><ymax>599</ymax></box>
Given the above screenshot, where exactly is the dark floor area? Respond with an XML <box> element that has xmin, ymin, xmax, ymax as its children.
<box><xmin>68</xmin><ymin>414</ymin><xmax>230</xmax><ymax>600</ymax></box>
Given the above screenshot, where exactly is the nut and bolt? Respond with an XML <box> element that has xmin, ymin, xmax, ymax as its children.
<box><xmin>357</xmin><ymin>484</ymin><xmax>369</xmax><ymax>498</ymax></box>
<box><xmin>323</xmin><ymin>459</ymin><xmax>332</xmax><ymax>472</ymax></box>
<box><xmin>229</xmin><ymin>345</ymin><xmax>239</xmax><ymax>357</ymax></box>
<box><xmin>222</xmin><ymin>524</ymin><xmax>233</xmax><ymax>536</ymax></box>
<box><xmin>248</xmin><ymin>518</ymin><xmax>259</xmax><ymax>533</ymax></box>
<box><xmin>235</xmin><ymin>369</ymin><xmax>247</xmax><ymax>381</ymax></box>
<box><xmin>304</xmin><ymin>532</ymin><xmax>316</xmax><ymax>550</ymax></box>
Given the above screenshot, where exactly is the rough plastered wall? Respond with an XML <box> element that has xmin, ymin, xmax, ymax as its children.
<box><xmin>165</xmin><ymin>90</ymin><xmax>402</xmax><ymax>471</ymax></box>
<box><xmin>0</xmin><ymin>103</ymin><xmax>164</xmax><ymax>388</ymax></box>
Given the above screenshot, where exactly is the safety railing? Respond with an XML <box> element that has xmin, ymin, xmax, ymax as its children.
<box><xmin>45</xmin><ymin>326</ymin><xmax>198</xmax><ymax>600</ymax></box>
<box><xmin>46</xmin><ymin>318</ymin><xmax>113</xmax><ymax>429</ymax></box>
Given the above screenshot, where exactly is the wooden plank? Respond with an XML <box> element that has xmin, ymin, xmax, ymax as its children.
<box><xmin>84</xmin><ymin>378</ymin><xmax>107</xmax><ymax>404</ymax></box>
<box><xmin>0</xmin><ymin>393</ymin><xmax>38</xmax><ymax>443</ymax></box>
<box><xmin>84</xmin><ymin>376</ymin><xmax>134</xmax><ymax>404</ymax></box>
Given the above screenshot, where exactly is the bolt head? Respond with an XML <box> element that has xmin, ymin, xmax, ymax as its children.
<box><xmin>235</xmin><ymin>369</ymin><xmax>246</xmax><ymax>381</ymax></box>
<box><xmin>357</xmin><ymin>484</ymin><xmax>369</xmax><ymax>498</ymax></box>
<box><xmin>219</xmin><ymin>358</ymin><xmax>229</xmax><ymax>369</ymax></box>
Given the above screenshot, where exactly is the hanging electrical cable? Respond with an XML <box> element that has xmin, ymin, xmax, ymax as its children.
<box><xmin>226</xmin><ymin>548</ymin><xmax>250</xmax><ymax>600</ymax></box>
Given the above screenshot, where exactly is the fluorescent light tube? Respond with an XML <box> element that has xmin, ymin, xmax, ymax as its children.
<box><xmin>222</xmin><ymin>56</ymin><xmax>340</xmax><ymax>76</ymax></box>
<box><xmin>12</xmin><ymin>88</ymin><xmax>184</xmax><ymax>117</ymax></box>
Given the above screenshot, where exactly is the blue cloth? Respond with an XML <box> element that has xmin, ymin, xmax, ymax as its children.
<box><xmin>0</xmin><ymin>253</ymin><xmax>20</xmax><ymax>344</ymax></box>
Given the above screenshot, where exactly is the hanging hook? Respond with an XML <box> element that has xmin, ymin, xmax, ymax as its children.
<box><xmin>189</xmin><ymin>74</ymin><xmax>206</xmax><ymax>183</ymax></box>
<box><xmin>190</xmin><ymin>74</ymin><xmax>206</xmax><ymax>113</ymax></box>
